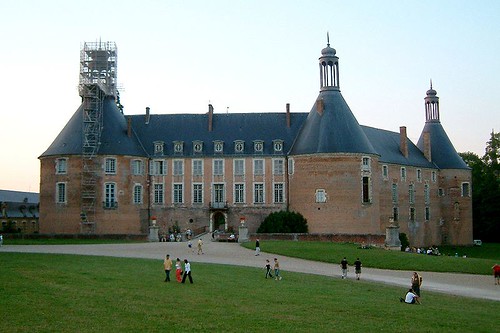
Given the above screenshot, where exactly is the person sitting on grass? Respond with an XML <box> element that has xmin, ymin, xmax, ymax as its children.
<box><xmin>400</xmin><ymin>288</ymin><xmax>420</xmax><ymax>304</ymax></box>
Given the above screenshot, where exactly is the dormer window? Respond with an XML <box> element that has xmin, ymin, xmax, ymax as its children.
<box><xmin>214</xmin><ymin>141</ymin><xmax>224</xmax><ymax>153</ymax></box>
<box><xmin>154</xmin><ymin>141</ymin><xmax>164</xmax><ymax>155</ymax></box>
<box><xmin>193</xmin><ymin>141</ymin><xmax>203</xmax><ymax>154</ymax></box>
<box><xmin>234</xmin><ymin>140</ymin><xmax>245</xmax><ymax>153</ymax></box>
<box><xmin>273</xmin><ymin>140</ymin><xmax>283</xmax><ymax>153</ymax></box>
<box><xmin>254</xmin><ymin>140</ymin><xmax>264</xmax><ymax>153</ymax></box>
<box><xmin>173</xmin><ymin>141</ymin><xmax>184</xmax><ymax>154</ymax></box>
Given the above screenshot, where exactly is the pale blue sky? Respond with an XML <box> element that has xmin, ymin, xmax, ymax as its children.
<box><xmin>1</xmin><ymin>0</ymin><xmax>499</xmax><ymax>192</ymax></box>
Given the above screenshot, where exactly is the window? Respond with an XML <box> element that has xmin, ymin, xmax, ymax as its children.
<box><xmin>104</xmin><ymin>183</ymin><xmax>116</xmax><ymax>208</ymax></box>
<box><xmin>254</xmin><ymin>183</ymin><xmax>264</xmax><ymax>203</ymax></box>
<box><xmin>416</xmin><ymin>169</ymin><xmax>422</xmax><ymax>182</ymax></box>
<box><xmin>431</xmin><ymin>171</ymin><xmax>437</xmax><ymax>183</ymax></box>
<box><xmin>213</xmin><ymin>184</ymin><xmax>225</xmax><ymax>204</ymax></box>
<box><xmin>461</xmin><ymin>182</ymin><xmax>470</xmax><ymax>197</ymax></box>
<box><xmin>393</xmin><ymin>207</ymin><xmax>399</xmax><ymax>222</ymax></box>
<box><xmin>315</xmin><ymin>189</ymin><xmax>326</xmax><ymax>203</ymax></box>
<box><xmin>56</xmin><ymin>158</ymin><xmax>67</xmax><ymax>174</ymax></box>
<box><xmin>273</xmin><ymin>140</ymin><xmax>283</xmax><ymax>153</ymax></box>
<box><xmin>362</xmin><ymin>157</ymin><xmax>371</xmax><ymax>171</ymax></box>
<box><xmin>392</xmin><ymin>183</ymin><xmax>398</xmax><ymax>204</ymax></box>
<box><xmin>234</xmin><ymin>159</ymin><xmax>245</xmax><ymax>176</ymax></box>
<box><xmin>382</xmin><ymin>165</ymin><xmax>388</xmax><ymax>179</ymax></box>
<box><xmin>154</xmin><ymin>141</ymin><xmax>164</xmax><ymax>155</ymax></box>
<box><xmin>424</xmin><ymin>184</ymin><xmax>430</xmax><ymax>204</ymax></box>
<box><xmin>409</xmin><ymin>184</ymin><xmax>415</xmax><ymax>204</ymax></box>
<box><xmin>133</xmin><ymin>184</ymin><xmax>142</xmax><ymax>204</ymax></box>
<box><xmin>174</xmin><ymin>141</ymin><xmax>183</xmax><ymax>154</ymax></box>
<box><xmin>425</xmin><ymin>207</ymin><xmax>430</xmax><ymax>221</ymax></box>
<box><xmin>273</xmin><ymin>159</ymin><xmax>284</xmax><ymax>175</ymax></box>
<box><xmin>274</xmin><ymin>183</ymin><xmax>284</xmax><ymax>203</ymax></box>
<box><xmin>438</xmin><ymin>188</ymin><xmax>444</xmax><ymax>197</ymax></box>
<box><xmin>401</xmin><ymin>167</ymin><xmax>406</xmax><ymax>181</ymax></box>
<box><xmin>254</xmin><ymin>159</ymin><xmax>264</xmax><ymax>175</ymax></box>
<box><xmin>56</xmin><ymin>182</ymin><xmax>66</xmax><ymax>203</ymax></box>
<box><xmin>234</xmin><ymin>183</ymin><xmax>245</xmax><ymax>203</ymax></box>
<box><xmin>214</xmin><ymin>141</ymin><xmax>224</xmax><ymax>153</ymax></box>
<box><xmin>151</xmin><ymin>160</ymin><xmax>166</xmax><ymax>175</ymax></box>
<box><xmin>193</xmin><ymin>141</ymin><xmax>203</xmax><ymax>153</ymax></box>
<box><xmin>173</xmin><ymin>160</ymin><xmax>184</xmax><ymax>176</ymax></box>
<box><xmin>213</xmin><ymin>159</ymin><xmax>224</xmax><ymax>176</ymax></box>
<box><xmin>362</xmin><ymin>176</ymin><xmax>371</xmax><ymax>203</ymax></box>
<box><xmin>173</xmin><ymin>184</ymin><xmax>183</xmax><ymax>204</ymax></box>
<box><xmin>234</xmin><ymin>141</ymin><xmax>244</xmax><ymax>153</ymax></box>
<box><xmin>131</xmin><ymin>159</ymin><xmax>143</xmax><ymax>175</ymax></box>
<box><xmin>154</xmin><ymin>184</ymin><xmax>164</xmax><ymax>204</ymax></box>
<box><xmin>105</xmin><ymin>158</ymin><xmax>116</xmax><ymax>174</ymax></box>
<box><xmin>192</xmin><ymin>160</ymin><xmax>203</xmax><ymax>176</ymax></box>
<box><xmin>409</xmin><ymin>207</ymin><xmax>416</xmax><ymax>222</ymax></box>
<box><xmin>193</xmin><ymin>184</ymin><xmax>203</xmax><ymax>204</ymax></box>
<box><xmin>288</xmin><ymin>158</ymin><xmax>294</xmax><ymax>175</ymax></box>
<box><xmin>254</xmin><ymin>141</ymin><xmax>264</xmax><ymax>153</ymax></box>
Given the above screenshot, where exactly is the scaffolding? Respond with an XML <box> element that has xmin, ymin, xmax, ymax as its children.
<box><xmin>78</xmin><ymin>41</ymin><xmax>117</xmax><ymax>233</ymax></box>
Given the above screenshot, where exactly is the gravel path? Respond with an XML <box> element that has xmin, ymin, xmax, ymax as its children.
<box><xmin>1</xmin><ymin>240</ymin><xmax>498</xmax><ymax>302</ymax></box>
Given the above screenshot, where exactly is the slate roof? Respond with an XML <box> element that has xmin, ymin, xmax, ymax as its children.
<box><xmin>417</xmin><ymin>122</ymin><xmax>469</xmax><ymax>169</ymax></box>
<box><xmin>0</xmin><ymin>190</ymin><xmax>39</xmax><ymax>203</ymax></box>
<box><xmin>0</xmin><ymin>190</ymin><xmax>39</xmax><ymax>219</ymax></box>
<box><xmin>289</xmin><ymin>90</ymin><xmax>378</xmax><ymax>155</ymax></box>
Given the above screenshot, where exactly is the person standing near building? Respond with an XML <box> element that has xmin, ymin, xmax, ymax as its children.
<box><xmin>274</xmin><ymin>258</ymin><xmax>282</xmax><ymax>280</ymax></box>
<box><xmin>340</xmin><ymin>257</ymin><xmax>348</xmax><ymax>279</ymax></box>
<box><xmin>492</xmin><ymin>264</ymin><xmax>500</xmax><ymax>285</ymax></box>
<box><xmin>265</xmin><ymin>259</ymin><xmax>273</xmax><ymax>279</ymax></box>
<box><xmin>197</xmin><ymin>238</ymin><xmax>204</xmax><ymax>255</ymax></box>
<box><xmin>181</xmin><ymin>259</ymin><xmax>193</xmax><ymax>284</ymax></box>
<box><xmin>411</xmin><ymin>272</ymin><xmax>423</xmax><ymax>296</ymax></box>
<box><xmin>175</xmin><ymin>258</ymin><xmax>182</xmax><ymax>282</ymax></box>
<box><xmin>255</xmin><ymin>238</ymin><xmax>260</xmax><ymax>256</ymax></box>
<box><xmin>354</xmin><ymin>258</ymin><xmax>362</xmax><ymax>280</ymax></box>
<box><xmin>163</xmin><ymin>254</ymin><xmax>173</xmax><ymax>282</ymax></box>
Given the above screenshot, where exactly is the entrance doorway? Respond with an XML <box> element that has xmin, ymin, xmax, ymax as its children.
<box><xmin>212</xmin><ymin>212</ymin><xmax>226</xmax><ymax>232</ymax></box>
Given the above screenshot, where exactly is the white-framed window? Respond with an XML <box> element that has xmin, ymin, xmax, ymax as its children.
<box><xmin>315</xmin><ymin>189</ymin><xmax>326</xmax><ymax>203</ymax></box>
<box><xmin>173</xmin><ymin>184</ymin><xmax>183</xmax><ymax>204</ymax></box>
<box><xmin>105</xmin><ymin>158</ymin><xmax>117</xmax><ymax>174</ymax></box>
<box><xmin>288</xmin><ymin>158</ymin><xmax>294</xmax><ymax>175</ymax></box>
<box><xmin>254</xmin><ymin>141</ymin><xmax>264</xmax><ymax>153</ymax></box>
<box><xmin>151</xmin><ymin>159</ymin><xmax>167</xmax><ymax>175</ymax></box>
<box><xmin>274</xmin><ymin>183</ymin><xmax>284</xmax><ymax>203</ymax></box>
<box><xmin>254</xmin><ymin>183</ymin><xmax>264</xmax><ymax>203</ymax></box>
<box><xmin>214</xmin><ymin>141</ymin><xmax>224</xmax><ymax>153</ymax></box>
<box><xmin>424</xmin><ymin>184</ymin><xmax>430</xmax><ymax>204</ymax></box>
<box><xmin>154</xmin><ymin>183</ymin><xmax>164</xmax><ymax>204</ymax></box>
<box><xmin>213</xmin><ymin>159</ymin><xmax>224</xmax><ymax>176</ymax></box>
<box><xmin>273</xmin><ymin>140</ymin><xmax>283</xmax><ymax>153</ymax></box>
<box><xmin>392</xmin><ymin>183</ymin><xmax>398</xmax><ymax>204</ymax></box>
<box><xmin>461</xmin><ymin>182</ymin><xmax>470</xmax><ymax>197</ymax></box>
<box><xmin>174</xmin><ymin>141</ymin><xmax>183</xmax><ymax>154</ymax></box>
<box><xmin>273</xmin><ymin>159</ymin><xmax>284</xmax><ymax>175</ymax></box>
<box><xmin>401</xmin><ymin>167</ymin><xmax>407</xmax><ymax>181</ymax></box>
<box><xmin>131</xmin><ymin>159</ymin><xmax>144</xmax><ymax>175</ymax></box>
<box><xmin>234</xmin><ymin>141</ymin><xmax>245</xmax><ymax>153</ymax></box>
<box><xmin>234</xmin><ymin>159</ymin><xmax>245</xmax><ymax>176</ymax></box>
<box><xmin>361</xmin><ymin>156</ymin><xmax>371</xmax><ymax>171</ymax></box>
<box><xmin>56</xmin><ymin>182</ymin><xmax>66</xmax><ymax>204</ymax></box>
<box><xmin>193</xmin><ymin>184</ymin><xmax>203</xmax><ymax>204</ymax></box>
<box><xmin>154</xmin><ymin>141</ymin><xmax>164</xmax><ymax>155</ymax></box>
<box><xmin>193</xmin><ymin>141</ymin><xmax>203</xmax><ymax>154</ymax></box>
<box><xmin>56</xmin><ymin>158</ymin><xmax>68</xmax><ymax>174</ymax></box>
<box><xmin>234</xmin><ymin>183</ymin><xmax>245</xmax><ymax>203</ymax></box>
<box><xmin>173</xmin><ymin>160</ymin><xmax>184</xmax><ymax>176</ymax></box>
<box><xmin>431</xmin><ymin>171</ymin><xmax>437</xmax><ymax>183</ymax></box>
<box><xmin>192</xmin><ymin>159</ymin><xmax>203</xmax><ymax>176</ymax></box>
<box><xmin>362</xmin><ymin>176</ymin><xmax>371</xmax><ymax>203</ymax></box>
<box><xmin>382</xmin><ymin>165</ymin><xmax>388</xmax><ymax>180</ymax></box>
<box><xmin>409</xmin><ymin>184</ymin><xmax>415</xmax><ymax>204</ymax></box>
<box><xmin>213</xmin><ymin>184</ymin><xmax>225</xmax><ymax>204</ymax></box>
<box><xmin>133</xmin><ymin>184</ymin><xmax>143</xmax><ymax>204</ymax></box>
<box><xmin>104</xmin><ymin>182</ymin><xmax>117</xmax><ymax>208</ymax></box>
<box><xmin>253</xmin><ymin>159</ymin><xmax>264</xmax><ymax>175</ymax></box>
<box><xmin>416</xmin><ymin>169</ymin><xmax>422</xmax><ymax>182</ymax></box>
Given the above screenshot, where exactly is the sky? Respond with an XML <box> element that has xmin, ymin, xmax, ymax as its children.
<box><xmin>1</xmin><ymin>0</ymin><xmax>499</xmax><ymax>192</ymax></box>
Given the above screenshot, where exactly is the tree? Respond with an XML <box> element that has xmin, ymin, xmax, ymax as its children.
<box><xmin>257</xmin><ymin>210</ymin><xmax>308</xmax><ymax>233</ymax></box>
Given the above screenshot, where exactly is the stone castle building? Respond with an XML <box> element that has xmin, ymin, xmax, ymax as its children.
<box><xmin>39</xmin><ymin>40</ymin><xmax>472</xmax><ymax>246</ymax></box>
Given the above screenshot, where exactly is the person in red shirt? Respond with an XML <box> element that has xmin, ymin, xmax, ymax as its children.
<box><xmin>492</xmin><ymin>264</ymin><xmax>500</xmax><ymax>285</ymax></box>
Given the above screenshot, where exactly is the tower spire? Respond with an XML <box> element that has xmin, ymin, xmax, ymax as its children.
<box><xmin>424</xmin><ymin>81</ymin><xmax>440</xmax><ymax>122</ymax></box>
<box><xmin>319</xmin><ymin>34</ymin><xmax>339</xmax><ymax>91</ymax></box>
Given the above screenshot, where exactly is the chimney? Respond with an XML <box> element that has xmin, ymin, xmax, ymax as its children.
<box><xmin>208</xmin><ymin>104</ymin><xmax>214</xmax><ymax>132</ymax></box>
<box><xmin>423</xmin><ymin>131</ymin><xmax>432</xmax><ymax>162</ymax></box>
<box><xmin>399</xmin><ymin>126</ymin><xmax>408</xmax><ymax>158</ymax></box>
<box><xmin>127</xmin><ymin>116</ymin><xmax>132</xmax><ymax>137</ymax></box>
<box><xmin>145</xmin><ymin>107</ymin><xmax>150</xmax><ymax>124</ymax></box>
<box><xmin>316</xmin><ymin>99</ymin><xmax>324</xmax><ymax>115</ymax></box>
<box><xmin>286</xmin><ymin>103</ymin><xmax>291</xmax><ymax>128</ymax></box>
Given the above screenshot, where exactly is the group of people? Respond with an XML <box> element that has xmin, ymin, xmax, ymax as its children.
<box><xmin>163</xmin><ymin>254</ymin><xmax>193</xmax><ymax>284</ymax></box>
<box><xmin>339</xmin><ymin>257</ymin><xmax>363</xmax><ymax>280</ymax></box>
<box><xmin>400</xmin><ymin>272</ymin><xmax>423</xmax><ymax>304</ymax></box>
<box><xmin>264</xmin><ymin>258</ymin><xmax>282</xmax><ymax>280</ymax></box>
<box><xmin>405</xmin><ymin>246</ymin><xmax>440</xmax><ymax>256</ymax></box>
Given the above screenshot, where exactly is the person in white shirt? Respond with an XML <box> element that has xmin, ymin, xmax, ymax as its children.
<box><xmin>400</xmin><ymin>289</ymin><xmax>420</xmax><ymax>304</ymax></box>
<box><xmin>181</xmin><ymin>259</ymin><xmax>193</xmax><ymax>284</ymax></box>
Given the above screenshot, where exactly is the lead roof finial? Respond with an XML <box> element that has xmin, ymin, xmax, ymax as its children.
<box><xmin>430</xmin><ymin>79</ymin><xmax>433</xmax><ymax>89</ymax></box>
<box><xmin>327</xmin><ymin>31</ymin><xmax>330</xmax><ymax>46</ymax></box>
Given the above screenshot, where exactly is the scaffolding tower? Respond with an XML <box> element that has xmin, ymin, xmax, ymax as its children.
<box><xmin>78</xmin><ymin>41</ymin><xmax>117</xmax><ymax>233</ymax></box>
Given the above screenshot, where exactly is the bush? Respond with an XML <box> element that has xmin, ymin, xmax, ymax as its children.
<box><xmin>399</xmin><ymin>232</ymin><xmax>410</xmax><ymax>251</ymax></box>
<box><xmin>257</xmin><ymin>210</ymin><xmax>308</xmax><ymax>233</ymax></box>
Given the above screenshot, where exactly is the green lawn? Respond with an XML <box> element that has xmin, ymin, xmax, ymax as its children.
<box><xmin>243</xmin><ymin>241</ymin><xmax>500</xmax><ymax>275</ymax></box>
<box><xmin>0</xmin><ymin>252</ymin><xmax>497</xmax><ymax>332</ymax></box>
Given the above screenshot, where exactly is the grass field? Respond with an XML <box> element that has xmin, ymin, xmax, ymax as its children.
<box><xmin>0</xmin><ymin>252</ymin><xmax>498</xmax><ymax>332</ymax></box>
<box><xmin>242</xmin><ymin>241</ymin><xmax>500</xmax><ymax>275</ymax></box>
